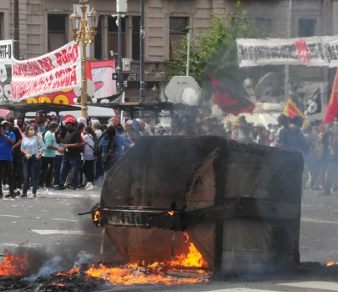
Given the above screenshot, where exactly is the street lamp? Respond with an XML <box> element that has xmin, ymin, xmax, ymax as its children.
<box><xmin>70</xmin><ymin>0</ymin><xmax>98</xmax><ymax>118</ymax></box>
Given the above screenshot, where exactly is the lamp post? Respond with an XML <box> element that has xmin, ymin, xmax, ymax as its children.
<box><xmin>115</xmin><ymin>0</ymin><xmax>128</xmax><ymax>95</ymax></box>
<box><xmin>139</xmin><ymin>0</ymin><xmax>145</xmax><ymax>102</ymax></box>
<box><xmin>70</xmin><ymin>0</ymin><xmax>98</xmax><ymax>118</ymax></box>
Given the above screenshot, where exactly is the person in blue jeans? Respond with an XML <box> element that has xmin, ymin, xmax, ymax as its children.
<box><xmin>0</xmin><ymin>120</ymin><xmax>17</xmax><ymax>198</ymax></box>
<box><xmin>20</xmin><ymin>124</ymin><xmax>45</xmax><ymax>198</ymax></box>
<box><xmin>56</xmin><ymin>116</ymin><xmax>83</xmax><ymax>190</ymax></box>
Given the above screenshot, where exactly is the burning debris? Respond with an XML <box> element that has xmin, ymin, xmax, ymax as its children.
<box><xmin>0</xmin><ymin>233</ymin><xmax>210</xmax><ymax>291</ymax></box>
<box><xmin>0</xmin><ymin>252</ymin><xmax>28</xmax><ymax>277</ymax></box>
<box><xmin>85</xmin><ymin>232</ymin><xmax>210</xmax><ymax>286</ymax></box>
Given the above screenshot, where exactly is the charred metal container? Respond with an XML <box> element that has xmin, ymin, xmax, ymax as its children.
<box><xmin>94</xmin><ymin>136</ymin><xmax>303</xmax><ymax>275</ymax></box>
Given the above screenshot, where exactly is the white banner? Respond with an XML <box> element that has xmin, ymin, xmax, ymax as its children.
<box><xmin>236</xmin><ymin>36</ymin><xmax>338</xmax><ymax>67</ymax></box>
<box><xmin>89</xmin><ymin>60</ymin><xmax>116</xmax><ymax>100</ymax></box>
<box><xmin>0</xmin><ymin>40</ymin><xmax>13</xmax><ymax>65</ymax></box>
<box><xmin>0</xmin><ymin>40</ymin><xmax>13</xmax><ymax>102</ymax></box>
<box><xmin>11</xmin><ymin>41</ymin><xmax>81</xmax><ymax>101</ymax></box>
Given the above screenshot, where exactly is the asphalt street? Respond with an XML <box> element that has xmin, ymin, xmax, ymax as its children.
<box><xmin>0</xmin><ymin>187</ymin><xmax>338</xmax><ymax>291</ymax></box>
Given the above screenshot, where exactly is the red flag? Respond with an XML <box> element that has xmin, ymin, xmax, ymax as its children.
<box><xmin>210</xmin><ymin>76</ymin><xmax>255</xmax><ymax>115</ymax></box>
<box><xmin>283</xmin><ymin>98</ymin><xmax>304</xmax><ymax>119</ymax></box>
<box><xmin>324</xmin><ymin>68</ymin><xmax>338</xmax><ymax>123</ymax></box>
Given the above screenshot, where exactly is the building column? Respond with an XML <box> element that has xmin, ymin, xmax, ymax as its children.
<box><xmin>102</xmin><ymin>15</ymin><xmax>108</xmax><ymax>59</ymax></box>
<box><xmin>126</xmin><ymin>15</ymin><xmax>132</xmax><ymax>59</ymax></box>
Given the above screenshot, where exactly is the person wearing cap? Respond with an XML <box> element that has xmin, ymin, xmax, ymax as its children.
<box><xmin>56</xmin><ymin>116</ymin><xmax>83</xmax><ymax>191</ymax></box>
<box><xmin>41</xmin><ymin>122</ymin><xmax>63</xmax><ymax>189</ymax></box>
<box><xmin>0</xmin><ymin>120</ymin><xmax>17</xmax><ymax>198</ymax></box>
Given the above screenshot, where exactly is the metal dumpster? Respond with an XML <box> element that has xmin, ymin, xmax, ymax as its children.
<box><xmin>93</xmin><ymin>136</ymin><xmax>303</xmax><ymax>275</ymax></box>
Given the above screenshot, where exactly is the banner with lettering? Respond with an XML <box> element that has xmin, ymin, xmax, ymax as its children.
<box><xmin>26</xmin><ymin>89</ymin><xmax>77</xmax><ymax>105</ymax></box>
<box><xmin>236</xmin><ymin>36</ymin><xmax>338</xmax><ymax>67</ymax></box>
<box><xmin>0</xmin><ymin>40</ymin><xmax>13</xmax><ymax>103</ymax></box>
<box><xmin>11</xmin><ymin>41</ymin><xmax>81</xmax><ymax>101</ymax></box>
<box><xmin>26</xmin><ymin>59</ymin><xmax>116</xmax><ymax>105</ymax></box>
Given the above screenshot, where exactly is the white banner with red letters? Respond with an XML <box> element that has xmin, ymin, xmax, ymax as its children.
<box><xmin>11</xmin><ymin>41</ymin><xmax>81</xmax><ymax>101</ymax></box>
<box><xmin>236</xmin><ymin>36</ymin><xmax>338</xmax><ymax>67</ymax></box>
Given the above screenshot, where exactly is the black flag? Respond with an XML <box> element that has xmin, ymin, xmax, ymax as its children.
<box><xmin>304</xmin><ymin>88</ymin><xmax>321</xmax><ymax>115</ymax></box>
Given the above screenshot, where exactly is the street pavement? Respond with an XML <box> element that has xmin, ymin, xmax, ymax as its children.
<box><xmin>1</xmin><ymin>187</ymin><xmax>338</xmax><ymax>291</ymax></box>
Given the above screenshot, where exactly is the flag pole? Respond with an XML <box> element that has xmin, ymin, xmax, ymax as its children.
<box><xmin>284</xmin><ymin>0</ymin><xmax>292</xmax><ymax>101</ymax></box>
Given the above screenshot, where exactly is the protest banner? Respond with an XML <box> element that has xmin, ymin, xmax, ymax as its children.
<box><xmin>11</xmin><ymin>41</ymin><xmax>81</xmax><ymax>101</ymax></box>
<box><xmin>0</xmin><ymin>40</ymin><xmax>13</xmax><ymax>103</ymax></box>
<box><xmin>236</xmin><ymin>36</ymin><xmax>338</xmax><ymax>67</ymax></box>
<box><xmin>88</xmin><ymin>59</ymin><xmax>116</xmax><ymax>102</ymax></box>
<box><xmin>26</xmin><ymin>59</ymin><xmax>116</xmax><ymax>105</ymax></box>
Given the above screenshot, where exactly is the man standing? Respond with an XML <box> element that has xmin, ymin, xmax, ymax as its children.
<box><xmin>0</xmin><ymin>120</ymin><xmax>16</xmax><ymax>198</ymax></box>
<box><xmin>6</xmin><ymin>116</ymin><xmax>23</xmax><ymax>194</ymax></box>
<box><xmin>56</xmin><ymin>116</ymin><xmax>83</xmax><ymax>190</ymax></box>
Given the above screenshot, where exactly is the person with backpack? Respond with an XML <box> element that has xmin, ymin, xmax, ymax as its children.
<box><xmin>99</xmin><ymin>126</ymin><xmax>117</xmax><ymax>172</ymax></box>
<box><xmin>83</xmin><ymin>126</ymin><xmax>98</xmax><ymax>190</ymax></box>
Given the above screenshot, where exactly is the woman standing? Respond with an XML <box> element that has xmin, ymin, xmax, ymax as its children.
<box><xmin>83</xmin><ymin>126</ymin><xmax>97</xmax><ymax>190</ymax></box>
<box><xmin>20</xmin><ymin>124</ymin><xmax>45</xmax><ymax>198</ymax></box>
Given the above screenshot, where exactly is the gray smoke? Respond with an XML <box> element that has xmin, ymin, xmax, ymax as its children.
<box><xmin>23</xmin><ymin>255</ymin><xmax>63</xmax><ymax>282</ymax></box>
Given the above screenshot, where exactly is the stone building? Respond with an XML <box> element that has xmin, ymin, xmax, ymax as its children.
<box><xmin>0</xmin><ymin>0</ymin><xmax>337</xmax><ymax>100</ymax></box>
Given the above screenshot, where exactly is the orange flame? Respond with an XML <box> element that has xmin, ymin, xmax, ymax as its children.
<box><xmin>0</xmin><ymin>253</ymin><xmax>29</xmax><ymax>277</ymax></box>
<box><xmin>85</xmin><ymin>263</ymin><xmax>209</xmax><ymax>285</ymax></box>
<box><xmin>167</xmin><ymin>210</ymin><xmax>175</xmax><ymax>216</ymax></box>
<box><xmin>93</xmin><ymin>210</ymin><xmax>101</xmax><ymax>226</ymax></box>
<box><xmin>326</xmin><ymin>261</ymin><xmax>338</xmax><ymax>267</ymax></box>
<box><xmin>167</xmin><ymin>232</ymin><xmax>208</xmax><ymax>268</ymax></box>
<box><xmin>56</xmin><ymin>266</ymin><xmax>81</xmax><ymax>277</ymax></box>
<box><xmin>85</xmin><ymin>232</ymin><xmax>210</xmax><ymax>285</ymax></box>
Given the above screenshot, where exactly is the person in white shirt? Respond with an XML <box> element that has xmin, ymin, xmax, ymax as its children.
<box><xmin>83</xmin><ymin>126</ymin><xmax>97</xmax><ymax>190</ymax></box>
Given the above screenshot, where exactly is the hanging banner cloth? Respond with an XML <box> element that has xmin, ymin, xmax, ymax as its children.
<box><xmin>236</xmin><ymin>36</ymin><xmax>338</xmax><ymax>67</ymax></box>
<box><xmin>0</xmin><ymin>40</ymin><xmax>13</xmax><ymax>103</ymax></box>
<box><xmin>11</xmin><ymin>41</ymin><xmax>81</xmax><ymax>101</ymax></box>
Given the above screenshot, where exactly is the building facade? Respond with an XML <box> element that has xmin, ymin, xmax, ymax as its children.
<box><xmin>0</xmin><ymin>0</ymin><xmax>336</xmax><ymax>99</ymax></box>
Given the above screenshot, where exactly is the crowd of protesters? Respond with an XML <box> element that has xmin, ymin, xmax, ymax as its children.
<box><xmin>0</xmin><ymin>107</ymin><xmax>337</xmax><ymax>198</ymax></box>
<box><xmin>0</xmin><ymin>110</ymin><xmax>176</xmax><ymax>198</ymax></box>
<box><xmin>227</xmin><ymin>113</ymin><xmax>338</xmax><ymax>195</ymax></box>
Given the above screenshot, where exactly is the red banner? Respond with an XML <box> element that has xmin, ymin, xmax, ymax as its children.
<box><xmin>324</xmin><ymin>68</ymin><xmax>338</xmax><ymax>123</ymax></box>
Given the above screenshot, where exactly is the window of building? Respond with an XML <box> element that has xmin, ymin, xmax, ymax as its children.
<box><xmin>255</xmin><ymin>17</ymin><xmax>272</xmax><ymax>34</ymax></box>
<box><xmin>169</xmin><ymin>17</ymin><xmax>189</xmax><ymax>60</ymax></box>
<box><xmin>108</xmin><ymin>15</ymin><xmax>126</xmax><ymax>59</ymax></box>
<box><xmin>132</xmin><ymin>16</ymin><xmax>140</xmax><ymax>60</ymax></box>
<box><xmin>94</xmin><ymin>16</ymin><xmax>102</xmax><ymax>60</ymax></box>
<box><xmin>298</xmin><ymin>18</ymin><xmax>316</xmax><ymax>37</ymax></box>
<box><xmin>0</xmin><ymin>13</ymin><xmax>3</xmax><ymax>40</ymax></box>
<box><xmin>48</xmin><ymin>14</ymin><xmax>67</xmax><ymax>52</ymax></box>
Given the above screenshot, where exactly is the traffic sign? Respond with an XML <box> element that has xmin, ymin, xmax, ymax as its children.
<box><xmin>112</xmin><ymin>73</ymin><xmax>118</xmax><ymax>80</ymax></box>
<box><xmin>165</xmin><ymin>76</ymin><xmax>201</xmax><ymax>106</ymax></box>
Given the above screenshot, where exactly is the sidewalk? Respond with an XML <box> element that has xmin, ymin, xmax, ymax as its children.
<box><xmin>45</xmin><ymin>188</ymin><xmax>101</xmax><ymax>199</ymax></box>
<box><xmin>1</xmin><ymin>187</ymin><xmax>101</xmax><ymax>200</ymax></box>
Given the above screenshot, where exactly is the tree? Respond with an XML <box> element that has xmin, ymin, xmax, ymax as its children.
<box><xmin>166</xmin><ymin>1</ymin><xmax>260</xmax><ymax>92</ymax></box>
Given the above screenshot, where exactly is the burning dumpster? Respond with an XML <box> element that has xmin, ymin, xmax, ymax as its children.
<box><xmin>92</xmin><ymin>136</ymin><xmax>303</xmax><ymax>276</ymax></box>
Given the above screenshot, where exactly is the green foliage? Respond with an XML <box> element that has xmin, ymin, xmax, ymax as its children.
<box><xmin>166</xmin><ymin>1</ymin><xmax>259</xmax><ymax>89</ymax></box>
